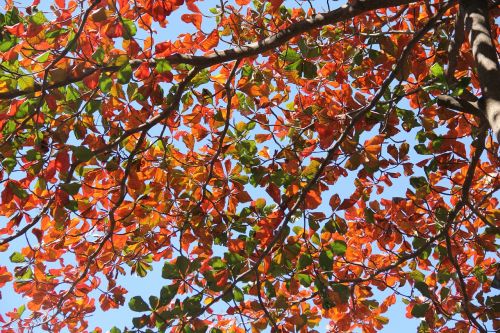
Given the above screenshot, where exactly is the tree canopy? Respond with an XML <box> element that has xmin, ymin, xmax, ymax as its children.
<box><xmin>0</xmin><ymin>0</ymin><xmax>499</xmax><ymax>332</ymax></box>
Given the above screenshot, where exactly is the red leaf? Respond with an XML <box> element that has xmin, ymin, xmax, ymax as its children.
<box><xmin>83</xmin><ymin>70</ymin><xmax>100</xmax><ymax>90</ymax></box>
<box><xmin>337</xmin><ymin>198</ymin><xmax>356</xmax><ymax>211</ymax></box>
<box><xmin>32</xmin><ymin>228</ymin><xmax>43</xmax><ymax>243</ymax></box>
<box><xmin>186</xmin><ymin>0</ymin><xmax>200</xmax><ymax>12</ymax></box>
<box><xmin>134</xmin><ymin>62</ymin><xmax>150</xmax><ymax>80</ymax></box>
<box><xmin>55</xmin><ymin>150</ymin><xmax>69</xmax><ymax>174</ymax></box>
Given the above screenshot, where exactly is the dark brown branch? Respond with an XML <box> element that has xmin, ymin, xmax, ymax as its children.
<box><xmin>462</xmin><ymin>0</ymin><xmax>500</xmax><ymax>140</ymax></box>
<box><xmin>446</xmin><ymin>4</ymin><xmax>466</xmax><ymax>81</ymax></box>
<box><xmin>0</xmin><ymin>202</ymin><xmax>52</xmax><ymax>246</ymax></box>
<box><xmin>256</xmin><ymin>272</ymin><xmax>279</xmax><ymax>332</ymax></box>
<box><xmin>441</xmin><ymin>123</ymin><xmax>487</xmax><ymax>333</ymax></box>
<box><xmin>0</xmin><ymin>0</ymin><xmax>419</xmax><ymax>100</ymax></box>
<box><xmin>436</xmin><ymin>95</ymin><xmax>484</xmax><ymax>118</ymax></box>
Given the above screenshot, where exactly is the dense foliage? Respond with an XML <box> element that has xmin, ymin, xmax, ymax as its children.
<box><xmin>0</xmin><ymin>0</ymin><xmax>499</xmax><ymax>332</ymax></box>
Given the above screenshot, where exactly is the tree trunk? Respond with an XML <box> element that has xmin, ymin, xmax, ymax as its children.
<box><xmin>462</xmin><ymin>0</ymin><xmax>500</xmax><ymax>141</ymax></box>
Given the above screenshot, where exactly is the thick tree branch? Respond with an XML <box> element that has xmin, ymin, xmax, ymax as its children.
<box><xmin>446</xmin><ymin>4</ymin><xmax>466</xmax><ymax>81</ymax></box>
<box><xmin>0</xmin><ymin>0</ymin><xmax>418</xmax><ymax>100</ymax></box>
<box><xmin>462</xmin><ymin>0</ymin><xmax>500</xmax><ymax>140</ymax></box>
<box><xmin>436</xmin><ymin>95</ymin><xmax>484</xmax><ymax>118</ymax></box>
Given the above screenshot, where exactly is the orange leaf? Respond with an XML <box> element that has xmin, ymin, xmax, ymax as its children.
<box><xmin>0</xmin><ymin>266</ymin><xmax>12</xmax><ymax>287</ymax></box>
<box><xmin>305</xmin><ymin>189</ymin><xmax>322</xmax><ymax>209</ymax></box>
<box><xmin>200</xmin><ymin>30</ymin><xmax>219</xmax><ymax>51</ymax></box>
<box><xmin>181</xmin><ymin>14</ymin><xmax>202</xmax><ymax>30</ymax></box>
<box><xmin>228</xmin><ymin>239</ymin><xmax>245</xmax><ymax>253</ymax></box>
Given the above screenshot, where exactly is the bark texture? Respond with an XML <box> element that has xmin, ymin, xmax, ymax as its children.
<box><xmin>463</xmin><ymin>0</ymin><xmax>500</xmax><ymax>140</ymax></box>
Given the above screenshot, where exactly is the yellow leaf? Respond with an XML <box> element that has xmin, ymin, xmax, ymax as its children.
<box><xmin>18</xmin><ymin>76</ymin><xmax>35</xmax><ymax>91</ymax></box>
<box><xmin>0</xmin><ymin>80</ymin><xmax>10</xmax><ymax>93</ymax></box>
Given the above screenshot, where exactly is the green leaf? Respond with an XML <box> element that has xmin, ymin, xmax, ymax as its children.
<box><xmin>8</xmin><ymin>182</ymin><xmax>28</xmax><ymax>199</ymax></box>
<box><xmin>412</xmin><ymin>237</ymin><xmax>431</xmax><ymax>260</ymax></box>
<box><xmin>280</xmin><ymin>48</ymin><xmax>300</xmax><ymax>62</ymax></box>
<box><xmin>210</xmin><ymin>329</ymin><xmax>223</xmax><ymax>333</ymax></box>
<box><xmin>472</xmin><ymin>267</ymin><xmax>488</xmax><ymax>283</ymax></box>
<box><xmin>132</xmin><ymin>315</ymin><xmax>148</xmax><ymax>328</ymax></box>
<box><xmin>410</xmin><ymin>176</ymin><xmax>427</xmax><ymax>189</ymax></box>
<box><xmin>9</xmin><ymin>251</ymin><xmax>25</xmax><ymax>263</ymax></box>
<box><xmin>415</xmin><ymin>281</ymin><xmax>431</xmax><ymax>298</ymax></box>
<box><xmin>60</xmin><ymin>183</ymin><xmax>81</xmax><ymax>195</ymax></box>
<box><xmin>183</xmin><ymin>294</ymin><xmax>202</xmax><ymax>315</ymax></box>
<box><xmin>122</xmin><ymin>18</ymin><xmax>137</xmax><ymax>39</ymax></box>
<box><xmin>301</xmin><ymin>160</ymin><xmax>321</xmax><ymax>178</ymax></box>
<box><xmin>411</xmin><ymin>303</ymin><xmax>429</xmax><ymax>318</ymax></box>
<box><xmin>297</xmin><ymin>273</ymin><xmax>313</xmax><ymax>287</ymax></box>
<box><xmin>298</xmin><ymin>254</ymin><xmax>312</xmax><ymax>269</ymax></box>
<box><xmin>409</xmin><ymin>270</ymin><xmax>425</xmax><ymax>283</ymax></box>
<box><xmin>0</xmin><ymin>37</ymin><xmax>16</xmax><ymax>52</ymax></box>
<box><xmin>233</xmin><ymin>287</ymin><xmax>244</xmax><ymax>302</ymax></box>
<box><xmin>45</xmin><ymin>28</ymin><xmax>68</xmax><ymax>39</ymax></box>
<box><xmin>162</xmin><ymin>262</ymin><xmax>181</xmax><ymax>279</ymax></box>
<box><xmin>298</xmin><ymin>39</ymin><xmax>321</xmax><ymax>58</ymax></box>
<box><xmin>176</xmin><ymin>256</ymin><xmax>190</xmax><ymax>275</ymax></box>
<box><xmin>31</xmin><ymin>11</ymin><xmax>47</xmax><ymax>25</ymax></box>
<box><xmin>209</xmin><ymin>257</ymin><xmax>226</xmax><ymax>270</ymax></box>
<box><xmin>64</xmin><ymin>200</ymin><xmax>79</xmax><ymax>212</ymax></box>
<box><xmin>435</xmin><ymin>207</ymin><xmax>448</xmax><ymax>221</ymax></box>
<box><xmin>3</xmin><ymin>119</ymin><xmax>16</xmax><ymax>134</ymax></box>
<box><xmin>440</xmin><ymin>287</ymin><xmax>450</xmax><ymax>299</ymax></box>
<box><xmin>319</xmin><ymin>249</ymin><xmax>333</xmax><ymax>271</ymax></box>
<box><xmin>156</xmin><ymin>60</ymin><xmax>172</xmax><ymax>74</ymax></box>
<box><xmin>5</xmin><ymin>8</ymin><xmax>21</xmax><ymax>26</ymax></box>
<box><xmin>25</xmin><ymin>149</ymin><xmax>41</xmax><ymax>161</ymax></box>
<box><xmin>72</xmin><ymin>146</ymin><xmax>93</xmax><ymax>162</ymax></box>
<box><xmin>18</xmin><ymin>76</ymin><xmax>34</xmax><ymax>91</ymax></box>
<box><xmin>17</xmin><ymin>304</ymin><xmax>25</xmax><ymax>317</ymax></box>
<box><xmin>128</xmin><ymin>296</ymin><xmax>150</xmax><ymax>312</ymax></box>
<box><xmin>99</xmin><ymin>75</ymin><xmax>113</xmax><ymax>93</ymax></box>
<box><xmin>330</xmin><ymin>240</ymin><xmax>347</xmax><ymax>256</ymax></box>
<box><xmin>430</xmin><ymin>63</ymin><xmax>444</xmax><ymax>79</ymax></box>
<box><xmin>452</xmin><ymin>77</ymin><xmax>471</xmax><ymax>96</ymax></box>
<box><xmin>159</xmin><ymin>283</ymin><xmax>179</xmax><ymax>306</ymax></box>
<box><xmin>264</xmin><ymin>280</ymin><xmax>276</xmax><ymax>298</ymax></box>
<box><xmin>2</xmin><ymin>158</ymin><xmax>16</xmax><ymax>174</ymax></box>
<box><xmin>92</xmin><ymin>47</ymin><xmax>105</xmax><ymax>64</ymax></box>
<box><xmin>117</xmin><ymin>64</ymin><xmax>132</xmax><ymax>84</ymax></box>
<box><xmin>414</xmin><ymin>144</ymin><xmax>430</xmax><ymax>155</ymax></box>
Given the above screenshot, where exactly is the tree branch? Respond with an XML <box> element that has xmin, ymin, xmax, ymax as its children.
<box><xmin>0</xmin><ymin>0</ymin><xmax>419</xmax><ymax>100</ymax></box>
<box><xmin>436</xmin><ymin>95</ymin><xmax>484</xmax><ymax>118</ymax></box>
<box><xmin>444</xmin><ymin>127</ymin><xmax>488</xmax><ymax>333</ymax></box>
<box><xmin>446</xmin><ymin>3</ymin><xmax>466</xmax><ymax>82</ymax></box>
